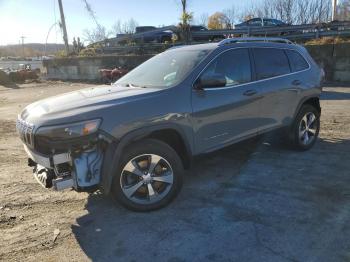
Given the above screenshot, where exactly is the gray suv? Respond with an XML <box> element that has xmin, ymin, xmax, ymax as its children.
<box><xmin>16</xmin><ymin>38</ymin><xmax>323</xmax><ymax>211</ymax></box>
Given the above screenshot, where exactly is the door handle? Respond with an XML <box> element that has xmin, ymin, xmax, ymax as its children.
<box><xmin>292</xmin><ymin>80</ymin><xmax>302</xmax><ymax>86</ymax></box>
<box><xmin>243</xmin><ymin>89</ymin><xmax>257</xmax><ymax>96</ymax></box>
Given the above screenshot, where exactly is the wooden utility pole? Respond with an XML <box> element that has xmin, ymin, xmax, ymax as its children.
<box><xmin>58</xmin><ymin>0</ymin><xmax>69</xmax><ymax>55</ymax></box>
<box><xmin>332</xmin><ymin>0</ymin><xmax>338</xmax><ymax>21</ymax></box>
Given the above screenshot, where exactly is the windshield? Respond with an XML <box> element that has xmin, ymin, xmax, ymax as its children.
<box><xmin>115</xmin><ymin>48</ymin><xmax>211</xmax><ymax>88</ymax></box>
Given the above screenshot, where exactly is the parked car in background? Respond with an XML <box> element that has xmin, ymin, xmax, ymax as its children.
<box><xmin>17</xmin><ymin>37</ymin><xmax>323</xmax><ymax>211</ymax></box>
<box><xmin>190</xmin><ymin>25</ymin><xmax>225</xmax><ymax>42</ymax></box>
<box><xmin>134</xmin><ymin>26</ymin><xmax>174</xmax><ymax>43</ymax></box>
<box><xmin>323</xmin><ymin>20</ymin><xmax>348</xmax><ymax>31</ymax></box>
<box><xmin>235</xmin><ymin>18</ymin><xmax>293</xmax><ymax>36</ymax></box>
<box><xmin>235</xmin><ymin>18</ymin><xmax>289</xmax><ymax>28</ymax></box>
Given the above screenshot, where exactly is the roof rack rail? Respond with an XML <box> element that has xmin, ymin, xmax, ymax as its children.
<box><xmin>218</xmin><ymin>37</ymin><xmax>294</xmax><ymax>46</ymax></box>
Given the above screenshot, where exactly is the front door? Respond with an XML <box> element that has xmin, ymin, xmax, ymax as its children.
<box><xmin>191</xmin><ymin>48</ymin><xmax>262</xmax><ymax>153</ymax></box>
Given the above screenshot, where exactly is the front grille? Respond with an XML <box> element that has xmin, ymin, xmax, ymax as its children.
<box><xmin>16</xmin><ymin>118</ymin><xmax>35</xmax><ymax>147</ymax></box>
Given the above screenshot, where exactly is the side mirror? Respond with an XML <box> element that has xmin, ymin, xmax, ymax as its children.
<box><xmin>195</xmin><ymin>73</ymin><xmax>227</xmax><ymax>89</ymax></box>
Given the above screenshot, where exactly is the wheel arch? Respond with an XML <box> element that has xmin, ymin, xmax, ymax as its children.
<box><xmin>100</xmin><ymin>124</ymin><xmax>192</xmax><ymax>194</ymax></box>
<box><xmin>293</xmin><ymin>96</ymin><xmax>321</xmax><ymax>121</ymax></box>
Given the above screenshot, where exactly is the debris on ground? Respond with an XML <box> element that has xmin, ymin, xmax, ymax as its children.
<box><xmin>53</xmin><ymin>228</ymin><xmax>60</xmax><ymax>243</ymax></box>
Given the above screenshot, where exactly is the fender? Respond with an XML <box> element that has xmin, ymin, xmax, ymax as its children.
<box><xmin>292</xmin><ymin>95</ymin><xmax>321</xmax><ymax>122</ymax></box>
<box><xmin>100</xmin><ymin>123</ymin><xmax>193</xmax><ymax>194</ymax></box>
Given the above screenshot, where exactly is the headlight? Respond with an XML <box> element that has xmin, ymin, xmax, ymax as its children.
<box><xmin>36</xmin><ymin>119</ymin><xmax>101</xmax><ymax>140</ymax></box>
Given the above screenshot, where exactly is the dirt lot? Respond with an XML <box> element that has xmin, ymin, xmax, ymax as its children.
<box><xmin>0</xmin><ymin>82</ymin><xmax>349</xmax><ymax>261</ymax></box>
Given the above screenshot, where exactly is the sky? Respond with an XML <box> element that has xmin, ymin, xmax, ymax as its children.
<box><xmin>0</xmin><ymin>0</ymin><xmax>258</xmax><ymax>46</ymax></box>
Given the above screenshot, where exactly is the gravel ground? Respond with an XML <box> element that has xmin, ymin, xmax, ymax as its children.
<box><xmin>0</xmin><ymin>82</ymin><xmax>349</xmax><ymax>262</ymax></box>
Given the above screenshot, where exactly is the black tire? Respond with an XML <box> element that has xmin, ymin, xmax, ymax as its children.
<box><xmin>288</xmin><ymin>104</ymin><xmax>320</xmax><ymax>151</ymax></box>
<box><xmin>111</xmin><ymin>139</ymin><xmax>183</xmax><ymax>211</ymax></box>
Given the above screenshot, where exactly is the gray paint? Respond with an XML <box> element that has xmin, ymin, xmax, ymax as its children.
<box><xmin>20</xmin><ymin>41</ymin><xmax>322</xmax><ymax>159</ymax></box>
<box><xmin>18</xmin><ymin>41</ymin><xmax>323</xmax><ymax>195</ymax></box>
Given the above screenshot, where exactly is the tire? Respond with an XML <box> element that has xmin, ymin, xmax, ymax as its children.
<box><xmin>288</xmin><ymin>104</ymin><xmax>320</xmax><ymax>151</ymax></box>
<box><xmin>111</xmin><ymin>139</ymin><xmax>183</xmax><ymax>211</ymax></box>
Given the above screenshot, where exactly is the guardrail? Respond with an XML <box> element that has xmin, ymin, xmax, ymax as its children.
<box><xmin>92</xmin><ymin>25</ymin><xmax>178</xmax><ymax>46</ymax></box>
<box><xmin>191</xmin><ymin>21</ymin><xmax>350</xmax><ymax>40</ymax></box>
<box><xmin>92</xmin><ymin>21</ymin><xmax>350</xmax><ymax>54</ymax></box>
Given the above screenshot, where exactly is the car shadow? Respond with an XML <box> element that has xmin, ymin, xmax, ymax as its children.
<box><xmin>71</xmin><ymin>134</ymin><xmax>350</xmax><ymax>261</ymax></box>
<box><xmin>71</xmin><ymin>137</ymin><xmax>261</xmax><ymax>261</ymax></box>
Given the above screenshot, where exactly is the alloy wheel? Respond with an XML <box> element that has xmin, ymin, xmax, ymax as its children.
<box><xmin>120</xmin><ymin>154</ymin><xmax>174</xmax><ymax>204</ymax></box>
<box><xmin>298</xmin><ymin>112</ymin><xmax>318</xmax><ymax>146</ymax></box>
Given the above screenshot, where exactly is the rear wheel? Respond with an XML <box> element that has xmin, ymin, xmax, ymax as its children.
<box><xmin>111</xmin><ymin>139</ymin><xmax>183</xmax><ymax>211</ymax></box>
<box><xmin>289</xmin><ymin>104</ymin><xmax>320</xmax><ymax>150</ymax></box>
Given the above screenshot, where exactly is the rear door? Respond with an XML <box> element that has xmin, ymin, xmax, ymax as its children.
<box><xmin>191</xmin><ymin>48</ymin><xmax>262</xmax><ymax>153</ymax></box>
<box><xmin>251</xmin><ymin>47</ymin><xmax>307</xmax><ymax>132</ymax></box>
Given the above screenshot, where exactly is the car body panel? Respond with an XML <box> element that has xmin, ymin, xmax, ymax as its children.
<box><xmin>20</xmin><ymin>41</ymin><xmax>321</xmax><ymax>156</ymax></box>
<box><xmin>17</xmin><ymin>40</ymin><xmax>323</xmax><ymax>194</ymax></box>
<box><xmin>191</xmin><ymin>84</ymin><xmax>262</xmax><ymax>153</ymax></box>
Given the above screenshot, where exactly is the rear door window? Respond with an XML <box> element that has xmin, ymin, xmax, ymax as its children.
<box><xmin>252</xmin><ymin>48</ymin><xmax>291</xmax><ymax>80</ymax></box>
<box><xmin>285</xmin><ymin>50</ymin><xmax>309</xmax><ymax>72</ymax></box>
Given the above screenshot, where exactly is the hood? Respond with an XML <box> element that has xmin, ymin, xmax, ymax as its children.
<box><xmin>20</xmin><ymin>85</ymin><xmax>160</xmax><ymax>125</ymax></box>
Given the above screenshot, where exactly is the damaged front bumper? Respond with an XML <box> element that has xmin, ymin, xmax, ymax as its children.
<box><xmin>24</xmin><ymin>144</ymin><xmax>104</xmax><ymax>192</ymax></box>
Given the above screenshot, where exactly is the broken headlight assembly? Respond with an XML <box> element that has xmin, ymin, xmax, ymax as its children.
<box><xmin>36</xmin><ymin>119</ymin><xmax>102</xmax><ymax>140</ymax></box>
<box><xmin>33</xmin><ymin>119</ymin><xmax>104</xmax><ymax>191</ymax></box>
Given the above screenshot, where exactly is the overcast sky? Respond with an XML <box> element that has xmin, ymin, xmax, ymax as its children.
<box><xmin>0</xmin><ymin>0</ymin><xmax>258</xmax><ymax>45</ymax></box>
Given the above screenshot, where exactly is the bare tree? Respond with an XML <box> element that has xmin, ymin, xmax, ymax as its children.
<box><xmin>83</xmin><ymin>25</ymin><xmax>109</xmax><ymax>43</ymax></box>
<box><xmin>315</xmin><ymin>0</ymin><xmax>332</xmax><ymax>23</ymax></box>
<box><xmin>295</xmin><ymin>0</ymin><xmax>312</xmax><ymax>24</ymax></box>
<box><xmin>123</xmin><ymin>18</ymin><xmax>139</xmax><ymax>34</ymax></box>
<box><xmin>196</xmin><ymin>13</ymin><xmax>209</xmax><ymax>26</ymax></box>
<box><xmin>81</xmin><ymin>0</ymin><xmax>110</xmax><ymax>43</ymax></box>
<box><xmin>111</xmin><ymin>18</ymin><xmax>139</xmax><ymax>36</ymax></box>
<box><xmin>258</xmin><ymin>1</ymin><xmax>276</xmax><ymax>18</ymax></box>
<box><xmin>238</xmin><ymin>0</ymin><xmax>332</xmax><ymax>25</ymax></box>
<box><xmin>337</xmin><ymin>0</ymin><xmax>350</xmax><ymax>20</ymax></box>
<box><xmin>112</xmin><ymin>20</ymin><xmax>123</xmax><ymax>35</ymax></box>
<box><xmin>223</xmin><ymin>6</ymin><xmax>236</xmax><ymax>28</ymax></box>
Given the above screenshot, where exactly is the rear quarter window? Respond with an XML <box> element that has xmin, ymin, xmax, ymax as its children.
<box><xmin>252</xmin><ymin>48</ymin><xmax>291</xmax><ymax>80</ymax></box>
<box><xmin>285</xmin><ymin>49</ymin><xmax>309</xmax><ymax>72</ymax></box>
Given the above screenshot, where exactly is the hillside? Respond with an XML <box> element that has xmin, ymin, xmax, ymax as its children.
<box><xmin>0</xmin><ymin>43</ymin><xmax>71</xmax><ymax>57</ymax></box>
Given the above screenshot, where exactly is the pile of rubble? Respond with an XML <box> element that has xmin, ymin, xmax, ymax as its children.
<box><xmin>0</xmin><ymin>64</ymin><xmax>39</xmax><ymax>87</ymax></box>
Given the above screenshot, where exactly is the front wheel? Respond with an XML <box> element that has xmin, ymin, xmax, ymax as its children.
<box><xmin>111</xmin><ymin>139</ymin><xmax>183</xmax><ymax>211</ymax></box>
<box><xmin>288</xmin><ymin>104</ymin><xmax>320</xmax><ymax>151</ymax></box>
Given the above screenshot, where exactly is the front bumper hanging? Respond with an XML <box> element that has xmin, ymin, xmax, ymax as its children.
<box><xmin>24</xmin><ymin>145</ymin><xmax>104</xmax><ymax>192</ymax></box>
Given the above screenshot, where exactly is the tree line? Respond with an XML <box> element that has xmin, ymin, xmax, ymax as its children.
<box><xmin>83</xmin><ymin>0</ymin><xmax>350</xmax><ymax>43</ymax></box>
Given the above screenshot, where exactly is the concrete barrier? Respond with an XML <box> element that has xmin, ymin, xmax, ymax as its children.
<box><xmin>43</xmin><ymin>55</ymin><xmax>153</xmax><ymax>81</ymax></box>
<box><xmin>306</xmin><ymin>43</ymin><xmax>350</xmax><ymax>82</ymax></box>
<box><xmin>43</xmin><ymin>43</ymin><xmax>350</xmax><ymax>82</ymax></box>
